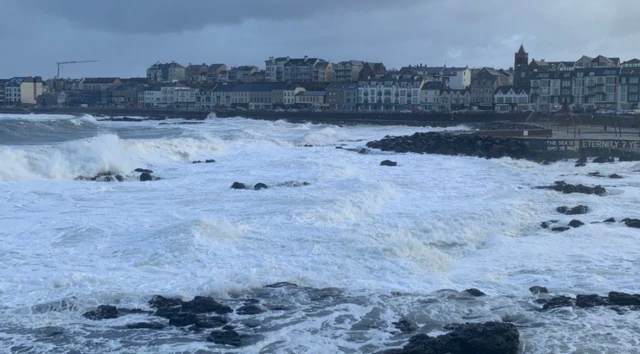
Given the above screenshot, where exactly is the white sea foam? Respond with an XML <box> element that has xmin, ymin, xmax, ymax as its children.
<box><xmin>1</xmin><ymin>116</ymin><xmax>640</xmax><ymax>352</ymax></box>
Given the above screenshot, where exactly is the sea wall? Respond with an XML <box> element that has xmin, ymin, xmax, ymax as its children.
<box><xmin>524</xmin><ymin>138</ymin><xmax>640</xmax><ymax>158</ymax></box>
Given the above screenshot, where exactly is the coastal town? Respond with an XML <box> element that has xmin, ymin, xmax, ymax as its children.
<box><xmin>1</xmin><ymin>46</ymin><xmax>640</xmax><ymax>115</ymax></box>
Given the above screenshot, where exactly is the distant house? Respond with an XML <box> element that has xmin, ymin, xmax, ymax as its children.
<box><xmin>0</xmin><ymin>79</ymin><xmax>7</xmax><ymax>105</ymax></box>
<box><xmin>264</xmin><ymin>56</ymin><xmax>290</xmax><ymax>82</ymax></box>
<box><xmin>439</xmin><ymin>88</ymin><xmax>471</xmax><ymax>111</ymax></box>
<box><xmin>358</xmin><ymin>62</ymin><xmax>387</xmax><ymax>81</ymax></box>
<box><xmin>420</xmin><ymin>81</ymin><xmax>443</xmax><ymax>111</ymax></box>
<box><xmin>81</xmin><ymin>77</ymin><xmax>121</xmax><ymax>91</ymax></box>
<box><xmin>334</xmin><ymin>61</ymin><xmax>364</xmax><ymax>82</ymax></box>
<box><xmin>146</xmin><ymin>62</ymin><xmax>186</xmax><ymax>83</ymax></box>
<box><xmin>295</xmin><ymin>91</ymin><xmax>326</xmax><ymax>107</ymax></box>
<box><xmin>185</xmin><ymin>64</ymin><xmax>209</xmax><ymax>83</ymax></box>
<box><xmin>229</xmin><ymin>66</ymin><xmax>259</xmax><ymax>82</ymax></box>
<box><xmin>494</xmin><ymin>86</ymin><xmax>530</xmax><ymax>112</ymax></box>
<box><xmin>313</xmin><ymin>62</ymin><xmax>335</xmax><ymax>82</ymax></box>
<box><xmin>206</xmin><ymin>64</ymin><xmax>228</xmax><ymax>83</ymax></box>
<box><xmin>326</xmin><ymin>82</ymin><xmax>358</xmax><ymax>110</ymax></box>
<box><xmin>5</xmin><ymin>77</ymin><xmax>44</xmax><ymax>105</ymax></box>
<box><xmin>469</xmin><ymin>68</ymin><xmax>512</xmax><ymax>108</ymax></box>
<box><xmin>210</xmin><ymin>82</ymin><xmax>305</xmax><ymax>108</ymax></box>
<box><xmin>280</xmin><ymin>56</ymin><xmax>331</xmax><ymax>82</ymax></box>
<box><xmin>144</xmin><ymin>88</ymin><xmax>162</xmax><ymax>108</ymax></box>
<box><xmin>357</xmin><ymin>74</ymin><xmax>424</xmax><ymax>111</ymax></box>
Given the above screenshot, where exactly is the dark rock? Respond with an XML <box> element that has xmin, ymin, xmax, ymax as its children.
<box><xmin>569</xmin><ymin>220</ymin><xmax>585</xmax><ymax>228</ymax></box>
<box><xmin>168</xmin><ymin>313</ymin><xmax>197</xmax><ymax>327</ymax></box>
<box><xmin>192</xmin><ymin>160</ymin><xmax>203</xmax><ymax>164</ymax></box>
<box><xmin>609</xmin><ymin>292</ymin><xmax>640</xmax><ymax>306</ymax></box>
<box><xmin>277</xmin><ymin>181</ymin><xmax>311</xmax><ymax>188</ymax></box>
<box><xmin>619</xmin><ymin>155</ymin><xmax>640</xmax><ymax>162</ymax></box>
<box><xmin>335</xmin><ymin>146</ymin><xmax>343</xmax><ymax>149</ymax></box>
<box><xmin>222</xmin><ymin>325</ymin><xmax>235</xmax><ymax>331</ymax></box>
<box><xmin>543</xmin><ymin>296</ymin><xmax>574</xmax><ymax>310</ymax></box>
<box><xmin>83</xmin><ymin>305</ymin><xmax>119</xmax><ymax>320</ymax></box>
<box><xmin>103</xmin><ymin>176</ymin><xmax>114</xmax><ymax>182</ymax></box>
<box><xmin>115</xmin><ymin>175</ymin><xmax>124</xmax><ymax>182</ymax></box>
<box><xmin>195</xmin><ymin>316</ymin><xmax>229</xmax><ymax>329</ymax></box>
<box><xmin>182</xmin><ymin>296</ymin><xmax>233</xmax><ymax>315</ymax></box>
<box><xmin>576</xmin><ymin>156</ymin><xmax>588</xmax><ymax>164</ymax></box>
<box><xmin>264</xmin><ymin>282</ymin><xmax>297</xmax><ymax>288</ymax></box>
<box><xmin>134</xmin><ymin>168</ymin><xmax>153</xmax><ymax>173</ymax></box>
<box><xmin>551</xmin><ymin>226</ymin><xmax>570</xmax><ymax>232</ymax></box>
<box><xmin>588</xmin><ymin>172</ymin><xmax>602</xmax><ymax>177</ymax></box>
<box><xmin>205</xmin><ymin>159</ymin><xmax>216</xmax><ymax>163</ymax></box>
<box><xmin>592</xmin><ymin>156</ymin><xmax>615</xmax><ymax>163</ymax></box>
<box><xmin>383</xmin><ymin>322</ymin><xmax>519</xmax><ymax>354</ymax></box>
<box><xmin>126</xmin><ymin>322</ymin><xmax>165</xmax><ymax>330</ymax></box>
<box><xmin>462</xmin><ymin>288</ymin><xmax>486</xmax><ymax>297</ymax></box>
<box><xmin>153</xmin><ymin>306</ymin><xmax>181</xmax><ymax>319</ymax></box>
<box><xmin>304</xmin><ymin>144</ymin><xmax>313</xmax><ymax>147</ymax></box>
<box><xmin>393</xmin><ymin>318</ymin><xmax>418</xmax><ymax>333</ymax></box>
<box><xmin>149</xmin><ymin>295</ymin><xmax>183</xmax><ymax>309</ymax></box>
<box><xmin>231</xmin><ymin>182</ymin><xmax>247</xmax><ymax>190</ymax></box>
<box><xmin>538</xmin><ymin>181</ymin><xmax>606</xmax><ymax>196</ymax></box>
<box><xmin>358</xmin><ymin>148</ymin><xmax>369</xmax><ymax>154</ymax></box>
<box><xmin>207</xmin><ymin>329</ymin><xmax>242</xmax><ymax>347</ymax></box>
<box><xmin>593</xmin><ymin>186</ymin><xmax>607</xmax><ymax>196</ymax></box>
<box><xmin>556</xmin><ymin>206</ymin><xmax>568</xmax><ymax>214</ymax></box>
<box><xmin>541</xmin><ymin>221</ymin><xmax>551</xmax><ymax>229</ymax></box>
<box><xmin>609</xmin><ymin>173</ymin><xmax>623</xmax><ymax>179</ymax></box>
<box><xmin>604</xmin><ymin>217</ymin><xmax>616</xmax><ymax>223</ymax></box>
<box><xmin>563</xmin><ymin>205</ymin><xmax>589</xmax><ymax>215</ymax></box>
<box><xmin>139</xmin><ymin>172</ymin><xmax>153</xmax><ymax>182</ymax></box>
<box><xmin>575</xmin><ymin>163</ymin><xmax>586</xmax><ymax>167</ymax></box>
<box><xmin>118</xmin><ymin>308</ymin><xmax>153</xmax><ymax>316</ymax></box>
<box><xmin>529</xmin><ymin>286</ymin><xmax>549</xmax><ymax>294</ymax></box>
<box><xmin>576</xmin><ymin>294</ymin><xmax>609</xmax><ymax>308</ymax></box>
<box><xmin>380</xmin><ymin>160</ymin><xmax>398</xmax><ymax>167</ymax></box>
<box><xmin>236</xmin><ymin>304</ymin><xmax>265</xmax><ymax>315</ymax></box>
<box><xmin>254</xmin><ymin>183</ymin><xmax>268</xmax><ymax>190</ymax></box>
<box><xmin>623</xmin><ymin>219</ymin><xmax>640</xmax><ymax>228</ymax></box>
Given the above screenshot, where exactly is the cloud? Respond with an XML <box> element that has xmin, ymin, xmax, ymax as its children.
<box><xmin>15</xmin><ymin>0</ymin><xmax>426</xmax><ymax>34</ymax></box>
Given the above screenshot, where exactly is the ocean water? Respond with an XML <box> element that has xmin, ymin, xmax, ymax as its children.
<box><xmin>1</xmin><ymin>114</ymin><xmax>640</xmax><ymax>353</ymax></box>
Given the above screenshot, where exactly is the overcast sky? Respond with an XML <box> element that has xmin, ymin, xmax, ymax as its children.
<box><xmin>2</xmin><ymin>0</ymin><xmax>638</xmax><ymax>79</ymax></box>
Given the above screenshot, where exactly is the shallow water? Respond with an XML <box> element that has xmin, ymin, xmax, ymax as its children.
<box><xmin>1</xmin><ymin>114</ymin><xmax>640</xmax><ymax>353</ymax></box>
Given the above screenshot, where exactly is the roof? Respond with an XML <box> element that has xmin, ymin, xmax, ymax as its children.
<box><xmin>421</xmin><ymin>81</ymin><xmax>443</xmax><ymax>90</ymax></box>
<box><xmin>7</xmin><ymin>77</ymin><xmax>43</xmax><ymax>86</ymax></box>
<box><xmin>211</xmin><ymin>82</ymin><xmax>301</xmax><ymax>93</ymax></box>
<box><xmin>209</xmin><ymin>64</ymin><xmax>226</xmax><ymax>70</ymax></box>
<box><xmin>440</xmin><ymin>88</ymin><xmax>470</xmax><ymax>95</ymax></box>
<box><xmin>83</xmin><ymin>77</ymin><xmax>119</xmax><ymax>84</ymax></box>
<box><xmin>315</xmin><ymin>61</ymin><xmax>331</xmax><ymax>69</ymax></box>
<box><xmin>517</xmin><ymin>44</ymin><xmax>527</xmax><ymax>55</ymax></box>
<box><xmin>623</xmin><ymin>58</ymin><xmax>640</xmax><ymax>65</ymax></box>
<box><xmin>442</xmin><ymin>67</ymin><xmax>468</xmax><ymax>75</ymax></box>
<box><xmin>494</xmin><ymin>86</ymin><xmax>529</xmax><ymax>95</ymax></box>
<box><xmin>296</xmin><ymin>91</ymin><xmax>325</xmax><ymax>96</ymax></box>
<box><xmin>232</xmin><ymin>65</ymin><xmax>259</xmax><ymax>71</ymax></box>
<box><xmin>326</xmin><ymin>82</ymin><xmax>358</xmax><ymax>90</ymax></box>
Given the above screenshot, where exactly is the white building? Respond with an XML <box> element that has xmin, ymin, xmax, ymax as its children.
<box><xmin>265</xmin><ymin>57</ymin><xmax>290</xmax><ymax>82</ymax></box>
<box><xmin>144</xmin><ymin>89</ymin><xmax>162</xmax><ymax>107</ymax></box>
<box><xmin>357</xmin><ymin>75</ymin><xmax>425</xmax><ymax>111</ymax></box>
<box><xmin>494</xmin><ymin>86</ymin><xmax>530</xmax><ymax>112</ymax></box>
<box><xmin>173</xmin><ymin>87</ymin><xmax>197</xmax><ymax>109</ymax></box>
<box><xmin>443</xmin><ymin>67</ymin><xmax>471</xmax><ymax>90</ymax></box>
<box><xmin>5</xmin><ymin>77</ymin><xmax>44</xmax><ymax>105</ymax></box>
<box><xmin>420</xmin><ymin>81</ymin><xmax>443</xmax><ymax>111</ymax></box>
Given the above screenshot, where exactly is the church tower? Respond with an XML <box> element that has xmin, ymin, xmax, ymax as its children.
<box><xmin>514</xmin><ymin>45</ymin><xmax>529</xmax><ymax>88</ymax></box>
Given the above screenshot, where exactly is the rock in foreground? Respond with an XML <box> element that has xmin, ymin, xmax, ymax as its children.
<box><xmin>381</xmin><ymin>322</ymin><xmax>519</xmax><ymax>354</ymax></box>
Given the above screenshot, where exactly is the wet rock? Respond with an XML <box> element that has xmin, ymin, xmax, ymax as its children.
<box><xmin>540</xmin><ymin>221</ymin><xmax>551</xmax><ymax>229</ymax></box>
<box><xmin>222</xmin><ymin>324</ymin><xmax>235</xmax><ymax>331</ymax></box>
<box><xmin>604</xmin><ymin>217</ymin><xmax>616</xmax><ymax>223</ymax></box>
<box><xmin>264</xmin><ymin>282</ymin><xmax>297</xmax><ymax>288</ymax></box>
<box><xmin>592</xmin><ymin>156</ymin><xmax>614</xmax><ymax>163</ymax></box>
<box><xmin>542</xmin><ymin>296</ymin><xmax>574</xmax><ymax>310</ymax></box>
<box><xmin>575</xmin><ymin>163</ymin><xmax>586</xmax><ymax>167</ymax></box>
<box><xmin>236</xmin><ymin>304</ymin><xmax>265</xmax><ymax>315</ymax></box>
<box><xmin>231</xmin><ymin>182</ymin><xmax>247</xmax><ymax>190</ymax></box>
<box><xmin>393</xmin><ymin>318</ymin><xmax>418</xmax><ymax>333</ymax></box>
<box><xmin>195</xmin><ymin>316</ymin><xmax>229</xmax><ymax>329</ymax></box>
<box><xmin>182</xmin><ymin>296</ymin><xmax>233</xmax><ymax>315</ymax></box>
<box><xmin>588</xmin><ymin>172</ymin><xmax>602</xmax><ymax>177</ymax></box>
<box><xmin>557</xmin><ymin>205</ymin><xmax>589</xmax><ymax>215</ymax></box>
<box><xmin>83</xmin><ymin>305</ymin><xmax>119</xmax><ymax>320</ymax></box>
<box><xmin>149</xmin><ymin>295</ymin><xmax>183</xmax><ymax>309</ymax></box>
<box><xmin>619</xmin><ymin>155</ymin><xmax>640</xmax><ymax>162</ymax></box>
<box><xmin>380</xmin><ymin>160</ymin><xmax>398</xmax><ymax>167</ymax></box>
<box><xmin>118</xmin><ymin>308</ymin><xmax>153</xmax><ymax>316</ymax></box>
<box><xmin>358</xmin><ymin>148</ymin><xmax>369</xmax><ymax>154</ymax></box>
<box><xmin>254</xmin><ymin>183</ymin><xmax>268</xmax><ymax>190</ymax></box>
<box><xmin>134</xmin><ymin>168</ymin><xmax>153</xmax><ymax>173</ymax></box>
<box><xmin>335</xmin><ymin>146</ymin><xmax>343</xmax><ymax>149</ymax></box>
<box><xmin>126</xmin><ymin>322</ymin><xmax>165</xmax><ymax>330</ymax></box>
<box><xmin>462</xmin><ymin>288</ymin><xmax>486</xmax><ymax>297</ymax></box>
<box><xmin>575</xmin><ymin>294</ymin><xmax>609</xmax><ymax>308</ymax></box>
<box><xmin>609</xmin><ymin>173</ymin><xmax>623</xmax><ymax>179</ymax></box>
<box><xmin>569</xmin><ymin>220</ymin><xmax>585</xmax><ymax>228</ymax></box>
<box><xmin>153</xmin><ymin>307</ymin><xmax>181</xmax><ymax>319</ymax></box>
<box><xmin>139</xmin><ymin>172</ymin><xmax>153</xmax><ymax>182</ymax></box>
<box><xmin>529</xmin><ymin>286</ymin><xmax>549</xmax><ymax>294</ymax></box>
<box><xmin>168</xmin><ymin>313</ymin><xmax>197</xmax><ymax>327</ymax></box>
<box><xmin>192</xmin><ymin>159</ymin><xmax>216</xmax><ymax>164</ymax></box>
<box><xmin>304</xmin><ymin>144</ymin><xmax>313</xmax><ymax>147</ymax></box>
<box><xmin>382</xmin><ymin>322</ymin><xmax>519</xmax><ymax>354</ymax></box>
<box><xmin>207</xmin><ymin>329</ymin><xmax>242</xmax><ymax>347</ymax></box>
<box><xmin>576</xmin><ymin>156</ymin><xmax>588</xmax><ymax>164</ymax></box>
<box><xmin>551</xmin><ymin>226</ymin><xmax>570</xmax><ymax>232</ymax></box>
<box><xmin>537</xmin><ymin>181</ymin><xmax>606</xmax><ymax>196</ymax></box>
<box><xmin>622</xmin><ymin>219</ymin><xmax>640</xmax><ymax>228</ymax></box>
<box><xmin>608</xmin><ymin>292</ymin><xmax>640</xmax><ymax>306</ymax></box>
<box><xmin>115</xmin><ymin>174</ymin><xmax>124</xmax><ymax>182</ymax></box>
<box><xmin>276</xmin><ymin>181</ymin><xmax>311</xmax><ymax>188</ymax></box>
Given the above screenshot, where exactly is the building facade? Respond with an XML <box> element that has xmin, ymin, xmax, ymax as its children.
<box><xmin>494</xmin><ymin>86</ymin><xmax>530</xmax><ymax>112</ymax></box>
<box><xmin>81</xmin><ymin>77</ymin><xmax>121</xmax><ymax>91</ymax></box>
<box><xmin>185</xmin><ymin>64</ymin><xmax>209</xmax><ymax>83</ymax></box>
<box><xmin>357</xmin><ymin>75</ymin><xmax>424</xmax><ymax>111</ymax></box>
<box><xmin>147</xmin><ymin>62</ymin><xmax>186</xmax><ymax>83</ymax></box>
<box><xmin>443</xmin><ymin>67</ymin><xmax>471</xmax><ymax>90</ymax></box>
<box><xmin>326</xmin><ymin>82</ymin><xmax>358</xmax><ymax>110</ymax></box>
<box><xmin>439</xmin><ymin>89</ymin><xmax>471</xmax><ymax>111</ymax></box>
<box><xmin>295</xmin><ymin>91</ymin><xmax>325</xmax><ymax>107</ymax></box>
<box><xmin>265</xmin><ymin>57</ymin><xmax>290</xmax><ymax>82</ymax></box>
<box><xmin>470</xmin><ymin>68</ymin><xmax>512</xmax><ymax>108</ymax></box>
<box><xmin>5</xmin><ymin>77</ymin><xmax>44</xmax><ymax>105</ymax></box>
<box><xmin>0</xmin><ymin>79</ymin><xmax>6</xmax><ymax>105</ymax></box>
<box><xmin>334</xmin><ymin>61</ymin><xmax>364</xmax><ymax>82</ymax></box>
<box><xmin>420</xmin><ymin>81</ymin><xmax>443</xmax><ymax>111</ymax></box>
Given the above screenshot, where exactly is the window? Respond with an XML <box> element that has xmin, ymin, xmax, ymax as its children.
<box><xmin>631</xmin><ymin>77</ymin><xmax>639</xmax><ymax>84</ymax></box>
<box><xmin>606</xmin><ymin>76</ymin><xmax>616</xmax><ymax>85</ymax></box>
<box><xmin>620</xmin><ymin>94</ymin><xmax>627</xmax><ymax>102</ymax></box>
<box><xmin>541</xmin><ymin>79</ymin><xmax>550</xmax><ymax>87</ymax></box>
<box><xmin>562</xmin><ymin>80</ymin><xmax>571</xmax><ymax>87</ymax></box>
<box><xmin>630</xmin><ymin>94</ymin><xmax>639</xmax><ymax>102</ymax></box>
<box><xmin>606</xmin><ymin>94</ymin><xmax>615</xmax><ymax>102</ymax></box>
<box><xmin>596</xmin><ymin>77</ymin><xmax>605</xmax><ymax>84</ymax></box>
<box><xmin>630</xmin><ymin>86</ymin><xmax>638</xmax><ymax>93</ymax></box>
<box><xmin>621</xmin><ymin>77</ymin><xmax>627</xmax><ymax>84</ymax></box>
<box><xmin>497</xmin><ymin>97</ymin><xmax>504</xmax><ymax>104</ymax></box>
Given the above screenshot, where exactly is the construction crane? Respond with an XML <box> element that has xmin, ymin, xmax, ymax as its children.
<box><xmin>55</xmin><ymin>60</ymin><xmax>99</xmax><ymax>78</ymax></box>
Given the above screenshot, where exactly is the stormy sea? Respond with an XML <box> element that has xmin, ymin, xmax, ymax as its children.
<box><xmin>1</xmin><ymin>113</ymin><xmax>640</xmax><ymax>354</ymax></box>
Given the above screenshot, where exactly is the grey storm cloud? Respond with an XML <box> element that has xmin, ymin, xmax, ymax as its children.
<box><xmin>16</xmin><ymin>0</ymin><xmax>426</xmax><ymax>34</ymax></box>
